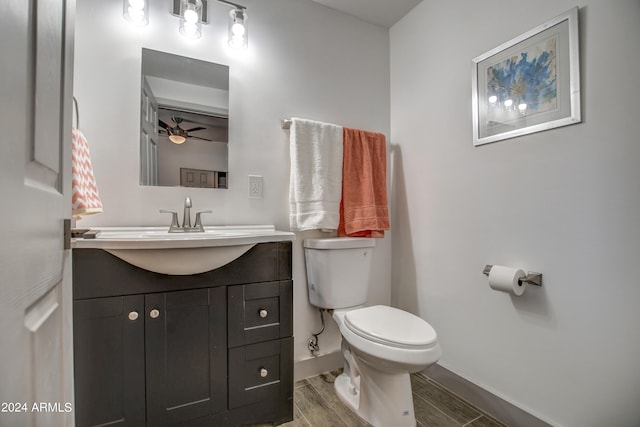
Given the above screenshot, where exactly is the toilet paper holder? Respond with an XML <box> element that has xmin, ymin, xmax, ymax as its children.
<box><xmin>482</xmin><ymin>265</ymin><xmax>542</xmax><ymax>286</ymax></box>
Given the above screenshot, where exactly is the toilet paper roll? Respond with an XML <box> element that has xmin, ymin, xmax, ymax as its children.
<box><xmin>488</xmin><ymin>265</ymin><xmax>527</xmax><ymax>296</ymax></box>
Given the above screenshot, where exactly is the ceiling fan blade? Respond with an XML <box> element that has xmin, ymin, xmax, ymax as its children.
<box><xmin>189</xmin><ymin>136</ymin><xmax>212</xmax><ymax>141</ymax></box>
<box><xmin>185</xmin><ymin>126</ymin><xmax>206</xmax><ymax>132</ymax></box>
<box><xmin>158</xmin><ymin>120</ymin><xmax>171</xmax><ymax>129</ymax></box>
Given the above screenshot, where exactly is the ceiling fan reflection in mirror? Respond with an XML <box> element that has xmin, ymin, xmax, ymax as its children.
<box><xmin>159</xmin><ymin>116</ymin><xmax>210</xmax><ymax>144</ymax></box>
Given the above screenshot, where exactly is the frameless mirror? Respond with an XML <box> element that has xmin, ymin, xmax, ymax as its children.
<box><xmin>140</xmin><ymin>48</ymin><xmax>229</xmax><ymax>188</ymax></box>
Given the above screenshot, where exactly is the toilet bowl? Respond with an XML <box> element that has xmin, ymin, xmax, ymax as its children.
<box><xmin>335</xmin><ymin>305</ymin><xmax>441</xmax><ymax>373</ymax></box>
<box><xmin>303</xmin><ymin>238</ymin><xmax>442</xmax><ymax>427</ymax></box>
<box><xmin>331</xmin><ymin>306</ymin><xmax>441</xmax><ymax>427</ymax></box>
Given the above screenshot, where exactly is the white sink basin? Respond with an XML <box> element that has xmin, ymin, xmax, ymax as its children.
<box><xmin>71</xmin><ymin>225</ymin><xmax>295</xmax><ymax>275</ymax></box>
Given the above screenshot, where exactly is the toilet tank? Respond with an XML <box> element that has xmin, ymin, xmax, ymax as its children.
<box><xmin>303</xmin><ymin>238</ymin><xmax>375</xmax><ymax>309</ymax></box>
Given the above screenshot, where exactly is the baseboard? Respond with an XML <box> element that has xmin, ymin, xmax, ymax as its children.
<box><xmin>294</xmin><ymin>352</ymin><xmax>343</xmax><ymax>382</ymax></box>
<box><xmin>423</xmin><ymin>364</ymin><xmax>553</xmax><ymax>427</ymax></box>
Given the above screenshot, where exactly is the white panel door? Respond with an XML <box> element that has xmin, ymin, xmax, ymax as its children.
<box><xmin>0</xmin><ymin>0</ymin><xmax>74</xmax><ymax>426</ymax></box>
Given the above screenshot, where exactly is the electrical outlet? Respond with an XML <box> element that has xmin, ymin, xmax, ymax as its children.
<box><xmin>248</xmin><ymin>175</ymin><xmax>263</xmax><ymax>198</ymax></box>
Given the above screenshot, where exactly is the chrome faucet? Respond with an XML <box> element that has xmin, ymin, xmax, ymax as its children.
<box><xmin>183</xmin><ymin>197</ymin><xmax>192</xmax><ymax>228</ymax></box>
<box><xmin>160</xmin><ymin>197</ymin><xmax>211</xmax><ymax>232</ymax></box>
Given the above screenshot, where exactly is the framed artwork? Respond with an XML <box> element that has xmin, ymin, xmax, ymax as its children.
<box><xmin>472</xmin><ymin>7</ymin><xmax>581</xmax><ymax>146</ymax></box>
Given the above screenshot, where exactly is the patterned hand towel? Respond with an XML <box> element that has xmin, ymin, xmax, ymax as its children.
<box><xmin>72</xmin><ymin>128</ymin><xmax>103</xmax><ymax>218</ymax></box>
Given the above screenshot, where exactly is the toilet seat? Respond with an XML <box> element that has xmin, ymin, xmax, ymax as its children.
<box><xmin>344</xmin><ymin>305</ymin><xmax>437</xmax><ymax>349</ymax></box>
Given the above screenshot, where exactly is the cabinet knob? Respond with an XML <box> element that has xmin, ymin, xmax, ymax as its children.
<box><xmin>259</xmin><ymin>368</ymin><xmax>268</xmax><ymax>378</ymax></box>
<box><xmin>259</xmin><ymin>309</ymin><xmax>268</xmax><ymax>318</ymax></box>
<box><xmin>128</xmin><ymin>311</ymin><xmax>139</xmax><ymax>321</ymax></box>
<box><xmin>149</xmin><ymin>309</ymin><xmax>160</xmax><ymax>319</ymax></box>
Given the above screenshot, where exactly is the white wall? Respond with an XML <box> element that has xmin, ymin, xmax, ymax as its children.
<box><xmin>156</xmin><ymin>139</ymin><xmax>227</xmax><ymax>186</ymax></box>
<box><xmin>74</xmin><ymin>0</ymin><xmax>390</xmax><ymax>376</ymax></box>
<box><xmin>390</xmin><ymin>1</ymin><xmax>640</xmax><ymax>426</ymax></box>
<box><xmin>146</xmin><ymin>76</ymin><xmax>229</xmax><ymax>111</ymax></box>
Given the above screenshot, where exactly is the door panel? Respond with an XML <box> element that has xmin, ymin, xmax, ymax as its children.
<box><xmin>0</xmin><ymin>0</ymin><xmax>74</xmax><ymax>426</ymax></box>
<box><xmin>33</xmin><ymin>0</ymin><xmax>64</xmax><ymax>176</ymax></box>
<box><xmin>140</xmin><ymin>78</ymin><xmax>159</xmax><ymax>185</ymax></box>
<box><xmin>25</xmin><ymin>284</ymin><xmax>63</xmax><ymax>427</ymax></box>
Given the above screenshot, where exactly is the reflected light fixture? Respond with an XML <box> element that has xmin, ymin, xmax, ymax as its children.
<box><xmin>168</xmin><ymin>128</ymin><xmax>187</xmax><ymax>144</ymax></box>
<box><xmin>123</xmin><ymin>0</ymin><xmax>148</xmax><ymax>26</ymax></box>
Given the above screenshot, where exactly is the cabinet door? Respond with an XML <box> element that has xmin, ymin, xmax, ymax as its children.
<box><xmin>145</xmin><ymin>287</ymin><xmax>227</xmax><ymax>426</ymax></box>
<box><xmin>73</xmin><ymin>295</ymin><xmax>146</xmax><ymax>427</ymax></box>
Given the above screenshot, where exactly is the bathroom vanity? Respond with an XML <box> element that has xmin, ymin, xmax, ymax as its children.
<box><xmin>71</xmin><ymin>227</ymin><xmax>294</xmax><ymax>427</ymax></box>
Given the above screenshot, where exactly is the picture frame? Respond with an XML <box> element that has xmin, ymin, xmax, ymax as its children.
<box><xmin>472</xmin><ymin>7</ymin><xmax>581</xmax><ymax>146</ymax></box>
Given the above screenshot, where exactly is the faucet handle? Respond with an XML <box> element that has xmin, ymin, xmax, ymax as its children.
<box><xmin>160</xmin><ymin>209</ymin><xmax>179</xmax><ymax>231</ymax></box>
<box><xmin>194</xmin><ymin>210</ymin><xmax>212</xmax><ymax>231</ymax></box>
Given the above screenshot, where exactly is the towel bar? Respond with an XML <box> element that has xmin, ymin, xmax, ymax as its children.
<box><xmin>281</xmin><ymin>118</ymin><xmax>292</xmax><ymax>129</ymax></box>
<box><xmin>73</xmin><ymin>96</ymin><xmax>80</xmax><ymax>128</ymax></box>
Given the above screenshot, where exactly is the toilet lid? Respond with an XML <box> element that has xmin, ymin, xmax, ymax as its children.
<box><xmin>344</xmin><ymin>305</ymin><xmax>437</xmax><ymax>349</ymax></box>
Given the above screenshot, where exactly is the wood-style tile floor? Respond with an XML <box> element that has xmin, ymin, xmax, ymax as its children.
<box><xmin>257</xmin><ymin>370</ymin><xmax>507</xmax><ymax>427</ymax></box>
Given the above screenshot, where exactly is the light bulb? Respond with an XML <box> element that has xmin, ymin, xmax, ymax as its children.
<box><xmin>128</xmin><ymin>6</ymin><xmax>145</xmax><ymax>22</ymax></box>
<box><xmin>232</xmin><ymin>22</ymin><xmax>245</xmax><ymax>37</ymax></box>
<box><xmin>229</xmin><ymin>36</ymin><xmax>246</xmax><ymax>49</ymax></box>
<box><xmin>504</xmin><ymin>99</ymin><xmax>513</xmax><ymax>107</ymax></box>
<box><xmin>184</xmin><ymin>6</ymin><xmax>198</xmax><ymax>23</ymax></box>
<box><xmin>128</xmin><ymin>0</ymin><xmax>145</xmax><ymax>10</ymax></box>
<box><xmin>488</xmin><ymin>95</ymin><xmax>497</xmax><ymax>104</ymax></box>
<box><xmin>183</xmin><ymin>22</ymin><xmax>198</xmax><ymax>36</ymax></box>
<box><xmin>518</xmin><ymin>103</ymin><xmax>527</xmax><ymax>112</ymax></box>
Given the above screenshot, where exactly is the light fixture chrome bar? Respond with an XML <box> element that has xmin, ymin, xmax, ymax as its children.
<box><xmin>172</xmin><ymin>0</ymin><xmax>208</xmax><ymax>23</ymax></box>
<box><xmin>217</xmin><ymin>0</ymin><xmax>246</xmax><ymax>10</ymax></box>
<box><xmin>281</xmin><ymin>119</ymin><xmax>292</xmax><ymax>129</ymax></box>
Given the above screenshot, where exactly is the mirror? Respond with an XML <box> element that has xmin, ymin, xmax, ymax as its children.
<box><xmin>140</xmin><ymin>48</ymin><xmax>229</xmax><ymax>188</ymax></box>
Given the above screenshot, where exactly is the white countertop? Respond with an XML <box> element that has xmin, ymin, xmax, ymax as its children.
<box><xmin>71</xmin><ymin>225</ymin><xmax>295</xmax><ymax>250</ymax></box>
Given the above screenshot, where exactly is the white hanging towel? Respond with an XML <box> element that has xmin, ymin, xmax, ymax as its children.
<box><xmin>289</xmin><ymin>117</ymin><xmax>343</xmax><ymax>231</ymax></box>
<box><xmin>72</xmin><ymin>128</ymin><xmax>103</xmax><ymax>218</ymax></box>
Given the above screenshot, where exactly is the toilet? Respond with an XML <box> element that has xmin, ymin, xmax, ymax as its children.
<box><xmin>304</xmin><ymin>237</ymin><xmax>442</xmax><ymax>427</ymax></box>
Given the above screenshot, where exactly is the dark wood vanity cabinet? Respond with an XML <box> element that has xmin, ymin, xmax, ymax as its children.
<box><xmin>72</xmin><ymin>242</ymin><xmax>293</xmax><ymax>427</ymax></box>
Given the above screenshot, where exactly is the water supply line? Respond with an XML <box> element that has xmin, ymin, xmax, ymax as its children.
<box><xmin>308</xmin><ymin>308</ymin><xmax>326</xmax><ymax>354</ymax></box>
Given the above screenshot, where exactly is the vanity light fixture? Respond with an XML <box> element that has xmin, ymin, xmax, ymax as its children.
<box><xmin>218</xmin><ymin>0</ymin><xmax>248</xmax><ymax>50</ymax></box>
<box><xmin>123</xmin><ymin>0</ymin><xmax>148</xmax><ymax>26</ymax></box>
<box><xmin>179</xmin><ymin>0</ymin><xmax>204</xmax><ymax>39</ymax></box>
<box><xmin>127</xmin><ymin>0</ymin><xmax>249</xmax><ymax>48</ymax></box>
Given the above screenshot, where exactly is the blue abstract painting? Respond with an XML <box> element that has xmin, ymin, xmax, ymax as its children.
<box><xmin>486</xmin><ymin>37</ymin><xmax>557</xmax><ymax>125</ymax></box>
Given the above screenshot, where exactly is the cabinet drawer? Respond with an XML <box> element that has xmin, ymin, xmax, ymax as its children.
<box><xmin>228</xmin><ymin>280</ymin><xmax>292</xmax><ymax>347</ymax></box>
<box><xmin>228</xmin><ymin>338</ymin><xmax>293</xmax><ymax>409</ymax></box>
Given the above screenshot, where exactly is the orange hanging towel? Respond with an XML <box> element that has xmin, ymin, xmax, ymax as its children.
<box><xmin>338</xmin><ymin>127</ymin><xmax>390</xmax><ymax>238</ymax></box>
